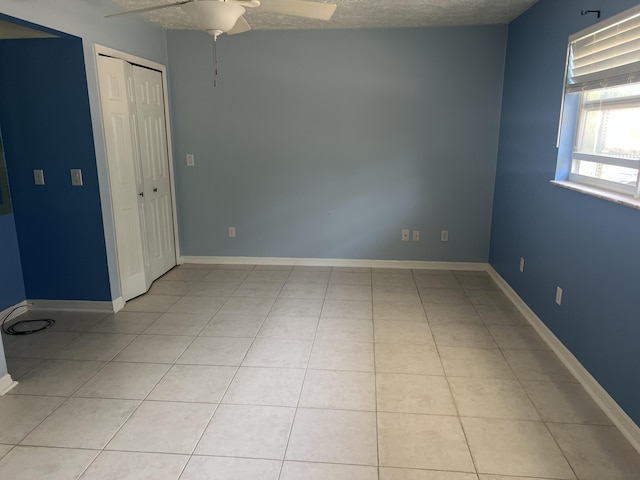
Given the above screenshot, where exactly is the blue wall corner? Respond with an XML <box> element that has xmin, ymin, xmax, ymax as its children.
<box><xmin>491</xmin><ymin>0</ymin><xmax>640</xmax><ymax>425</ymax></box>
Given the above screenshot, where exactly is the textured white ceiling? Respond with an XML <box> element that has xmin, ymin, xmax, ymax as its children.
<box><xmin>110</xmin><ymin>0</ymin><xmax>538</xmax><ymax>31</ymax></box>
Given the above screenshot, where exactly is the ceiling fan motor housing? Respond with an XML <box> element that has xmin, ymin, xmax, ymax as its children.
<box><xmin>182</xmin><ymin>1</ymin><xmax>246</xmax><ymax>36</ymax></box>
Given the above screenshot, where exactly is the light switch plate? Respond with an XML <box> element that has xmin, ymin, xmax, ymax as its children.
<box><xmin>70</xmin><ymin>169</ymin><xmax>83</xmax><ymax>186</ymax></box>
<box><xmin>33</xmin><ymin>169</ymin><xmax>45</xmax><ymax>185</ymax></box>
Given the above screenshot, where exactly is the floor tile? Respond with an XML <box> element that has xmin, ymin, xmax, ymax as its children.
<box><xmin>123</xmin><ymin>294</ymin><xmax>181</xmax><ymax>312</ymax></box>
<box><xmin>456</xmin><ymin>274</ymin><xmax>498</xmax><ymax>290</ymax></box>
<box><xmin>21</xmin><ymin>397</ymin><xmax>138</xmax><ymax>449</ymax></box>
<box><xmin>466</xmin><ymin>289</ymin><xmax>511</xmax><ymax>306</ymax></box>
<box><xmin>502</xmin><ymin>349</ymin><xmax>576</xmax><ymax>382</ymax></box>
<box><xmin>488</xmin><ymin>325</ymin><xmax>549</xmax><ymax>350</ymax></box>
<box><xmin>161</xmin><ymin>267</ymin><xmax>210</xmax><ymax>281</ymax></box>
<box><xmin>50</xmin><ymin>332</ymin><xmax>136</xmax><ymax>361</ymax></box>
<box><xmin>148</xmin><ymin>365</ymin><xmax>236</xmax><ymax>403</ymax></box>
<box><xmin>278</xmin><ymin>283</ymin><xmax>327</xmax><ymax>299</ymax></box>
<box><xmin>188</xmin><ymin>282</ymin><xmax>237</xmax><ymax>297</ymax></box>
<box><xmin>373</xmin><ymin>272</ymin><xmax>415</xmax><ymax>287</ymax></box>
<box><xmin>377</xmin><ymin>373</ymin><xmax>456</xmax><ymax>415</ymax></box>
<box><xmin>439</xmin><ymin>347</ymin><xmax>515</xmax><ymax>379</ymax></box>
<box><xmin>286</xmin><ymin>408</ymin><xmax>377</xmax><ymax>465</ymax></box>
<box><xmin>380</xmin><ymin>468</ymin><xmax>478</xmax><ymax>479</ymax></box>
<box><xmin>254</xmin><ymin>264</ymin><xmax>293</xmax><ymax>271</ymax></box>
<box><xmin>233</xmin><ymin>282</ymin><xmax>283</xmax><ymax>298</ymax></box>
<box><xmin>258</xmin><ymin>315</ymin><xmax>319</xmax><ymax>340</ymax></box>
<box><xmin>287</xmin><ymin>270</ymin><xmax>331</xmax><ymax>284</ymax></box>
<box><xmin>73</xmin><ymin>362</ymin><xmax>170</xmax><ymax>400</ymax></box>
<box><xmin>373</xmin><ymin>301</ymin><xmax>427</xmax><ymax>322</ymax></box>
<box><xmin>373</xmin><ymin>285</ymin><xmax>421</xmax><ymax>303</ymax></box>
<box><xmin>5</xmin><ymin>357</ymin><xmax>43</xmax><ymax>379</ymax></box>
<box><xmin>378</xmin><ymin>412</ymin><xmax>474</xmax><ymax>471</ymax></box>
<box><xmin>413</xmin><ymin>274</ymin><xmax>462</xmax><ymax>289</ymax></box>
<box><xmin>316</xmin><ymin>317</ymin><xmax>373</xmax><ymax>342</ymax></box>
<box><xmin>299</xmin><ymin>369</ymin><xmax>376</xmax><ymax>411</ymax></box>
<box><xmin>195</xmin><ymin>404</ymin><xmax>295</xmax><ymax>459</ymax></box>
<box><xmin>419</xmin><ymin>288</ymin><xmax>470</xmax><ymax>305</ymax></box>
<box><xmin>270</xmin><ymin>298</ymin><xmax>324</xmax><ymax>317</ymax></box>
<box><xmin>0</xmin><ymin>395</ymin><xmax>65</xmax><ymax>444</ymax></box>
<box><xmin>477</xmin><ymin>476</ymin><xmax>549</xmax><ymax>480</ymax></box>
<box><xmin>11</xmin><ymin>359</ymin><xmax>105</xmax><ymax>396</ymax></box>
<box><xmin>475</xmin><ymin>305</ymin><xmax>527</xmax><ymax>325</ymax></box>
<box><xmin>329</xmin><ymin>271</ymin><xmax>372</xmax><ymax>286</ymax></box>
<box><xmin>309</xmin><ymin>340</ymin><xmax>375</xmax><ymax>372</ymax></box>
<box><xmin>2</xmin><ymin>331</ymin><xmax>80</xmax><ymax>358</ymax></box>
<box><xmin>177</xmin><ymin>337</ymin><xmax>253</xmax><ymax>366</ymax></box>
<box><xmin>423</xmin><ymin>303</ymin><xmax>481</xmax><ymax>324</ymax></box>
<box><xmin>79</xmin><ymin>451</ymin><xmax>188</xmax><ymax>480</ymax></box>
<box><xmin>0</xmin><ymin>446</ymin><xmax>98</xmax><ymax>480</ymax></box>
<box><xmin>375</xmin><ymin>343</ymin><xmax>443</xmax><ymax>375</ymax></box>
<box><xmin>448</xmin><ymin>378</ymin><xmax>539</xmax><ymax>420</ymax></box>
<box><xmin>217</xmin><ymin>297</ymin><xmax>275</xmax><ymax>316</ymax></box>
<box><xmin>326</xmin><ymin>283</ymin><xmax>372</xmax><ymax>301</ymax></box>
<box><xmin>143</xmin><ymin>313</ymin><xmax>211</xmax><ymax>336</ymax></box>
<box><xmin>0</xmin><ymin>445</ymin><xmax>12</xmax><ymax>460</ymax></box>
<box><xmin>462</xmin><ymin>417</ymin><xmax>574</xmax><ymax>478</ymax></box>
<box><xmin>167</xmin><ymin>296</ymin><xmax>226</xmax><ymax>315</ymax></box>
<box><xmin>148</xmin><ymin>280</ymin><xmax>196</xmax><ymax>296</ymax></box>
<box><xmin>244</xmin><ymin>270</ymin><xmax>290</xmax><ymax>284</ymax></box>
<box><xmin>548</xmin><ymin>423</ymin><xmax>640</xmax><ymax>480</ymax></box>
<box><xmin>107</xmin><ymin>401</ymin><xmax>216</xmax><ymax>454</ymax></box>
<box><xmin>36</xmin><ymin>311</ymin><xmax>110</xmax><ymax>332</ymax></box>
<box><xmin>243</xmin><ymin>338</ymin><xmax>312</xmax><ymax>368</ymax></box>
<box><xmin>522</xmin><ymin>381</ymin><xmax>612</xmax><ymax>425</ymax></box>
<box><xmin>431</xmin><ymin>322</ymin><xmax>497</xmax><ymax>348</ymax></box>
<box><xmin>374</xmin><ymin>320</ymin><xmax>434</xmax><ymax>344</ymax></box>
<box><xmin>180</xmin><ymin>456</ymin><xmax>281</xmax><ymax>480</ymax></box>
<box><xmin>281</xmin><ymin>461</ymin><xmax>378</xmax><ymax>479</ymax></box>
<box><xmin>199</xmin><ymin>314</ymin><xmax>265</xmax><ymax>337</ymax></box>
<box><xmin>202</xmin><ymin>269</ymin><xmax>249</xmax><ymax>284</ymax></box>
<box><xmin>114</xmin><ymin>335</ymin><xmax>194</xmax><ymax>364</ymax></box>
<box><xmin>322</xmin><ymin>299</ymin><xmax>372</xmax><ymax>319</ymax></box>
<box><xmin>89</xmin><ymin>312</ymin><xmax>161</xmax><ymax>334</ymax></box>
<box><xmin>222</xmin><ymin>366</ymin><xmax>305</xmax><ymax>406</ymax></box>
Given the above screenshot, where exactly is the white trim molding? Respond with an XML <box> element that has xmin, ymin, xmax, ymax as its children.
<box><xmin>0</xmin><ymin>301</ymin><xmax>29</xmax><ymax>323</ymax></box>
<box><xmin>0</xmin><ymin>374</ymin><xmax>17</xmax><ymax>396</ymax></box>
<box><xmin>181</xmin><ymin>256</ymin><xmax>488</xmax><ymax>271</ymax></box>
<box><xmin>487</xmin><ymin>266</ymin><xmax>640</xmax><ymax>454</ymax></box>
<box><xmin>27</xmin><ymin>299</ymin><xmax>117</xmax><ymax>313</ymax></box>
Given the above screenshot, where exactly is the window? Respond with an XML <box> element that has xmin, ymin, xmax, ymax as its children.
<box><xmin>557</xmin><ymin>5</ymin><xmax>640</xmax><ymax>200</ymax></box>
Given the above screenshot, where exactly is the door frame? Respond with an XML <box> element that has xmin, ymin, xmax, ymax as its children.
<box><xmin>94</xmin><ymin>44</ymin><xmax>181</xmax><ymax>304</ymax></box>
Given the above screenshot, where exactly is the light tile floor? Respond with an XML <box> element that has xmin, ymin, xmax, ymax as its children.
<box><xmin>1</xmin><ymin>265</ymin><xmax>640</xmax><ymax>479</ymax></box>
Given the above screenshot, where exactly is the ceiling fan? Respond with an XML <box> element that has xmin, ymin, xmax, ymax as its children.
<box><xmin>106</xmin><ymin>0</ymin><xmax>338</xmax><ymax>39</ymax></box>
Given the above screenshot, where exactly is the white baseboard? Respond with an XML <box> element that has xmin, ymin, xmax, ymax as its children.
<box><xmin>0</xmin><ymin>374</ymin><xmax>17</xmax><ymax>396</ymax></box>
<box><xmin>181</xmin><ymin>256</ymin><xmax>488</xmax><ymax>271</ymax></box>
<box><xmin>487</xmin><ymin>266</ymin><xmax>640</xmax><ymax>454</ymax></box>
<box><xmin>27</xmin><ymin>299</ymin><xmax>117</xmax><ymax>313</ymax></box>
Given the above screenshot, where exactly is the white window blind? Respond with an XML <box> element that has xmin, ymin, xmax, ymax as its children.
<box><xmin>567</xmin><ymin>5</ymin><xmax>640</xmax><ymax>92</ymax></box>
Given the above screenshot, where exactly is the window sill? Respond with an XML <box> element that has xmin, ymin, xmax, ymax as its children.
<box><xmin>550</xmin><ymin>180</ymin><xmax>640</xmax><ymax>210</ymax></box>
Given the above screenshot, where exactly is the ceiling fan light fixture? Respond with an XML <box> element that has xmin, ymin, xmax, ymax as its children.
<box><xmin>182</xmin><ymin>1</ymin><xmax>246</xmax><ymax>37</ymax></box>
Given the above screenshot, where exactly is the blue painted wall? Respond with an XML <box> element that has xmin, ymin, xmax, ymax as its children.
<box><xmin>167</xmin><ymin>26</ymin><xmax>507</xmax><ymax>261</ymax></box>
<box><xmin>0</xmin><ymin>37</ymin><xmax>111</xmax><ymax>301</ymax></box>
<box><xmin>490</xmin><ymin>0</ymin><xmax>640</xmax><ymax>425</ymax></box>
<box><xmin>0</xmin><ymin>213</ymin><xmax>25</xmax><ymax>310</ymax></box>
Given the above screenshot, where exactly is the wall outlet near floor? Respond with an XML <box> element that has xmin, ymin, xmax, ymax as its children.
<box><xmin>440</xmin><ymin>230</ymin><xmax>449</xmax><ymax>242</ymax></box>
<box><xmin>519</xmin><ymin>257</ymin><xmax>525</xmax><ymax>272</ymax></box>
<box><xmin>401</xmin><ymin>229</ymin><xmax>410</xmax><ymax>241</ymax></box>
<box><xmin>412</xmin><ymin>230</ymin><xmax>420</xmax><ymax>241</ymax></box>
<box><xmin>556</xmin><ymin>286</ymin><xmax>563</xmax><ymax>305</ymax></box>
<box><xmin>186</xmin><ymin>154</ymin><xmax>195</xmax><ymax>166</ymax></box>
<box><xmin>228</xmin><ymin>226</ymin><xmax>236</xmax><ymax>238</ymax></box>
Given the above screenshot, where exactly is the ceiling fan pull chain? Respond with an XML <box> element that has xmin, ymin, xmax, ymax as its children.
<box><xmin>212</xmin><ymin>36</ymin><xmax>218</xmax><ymax>88</ymax></box>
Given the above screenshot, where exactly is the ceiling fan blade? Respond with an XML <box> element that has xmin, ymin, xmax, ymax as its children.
<box><xmin>105</xmin><ymin>0</ymin><xmax>192</xmax><ymax>18</ymax></box>
<box><xmin>258</xmin><ymin>0</ymin><xmax>336</xmax><ymax>20</ymax></box>
<box><xmin>227</xmin><ymin>16</ymin><xmax>252</xmax><ymax>35</ymax></box>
